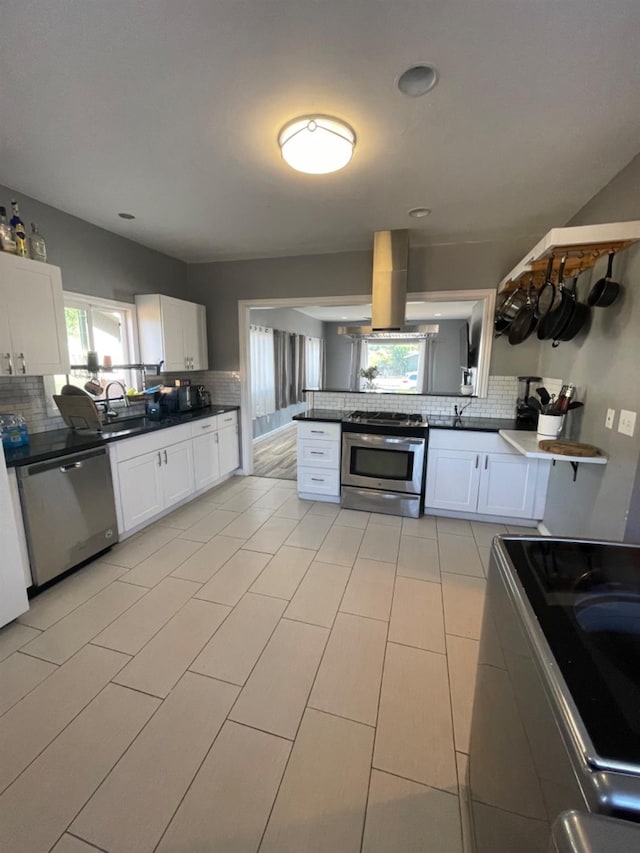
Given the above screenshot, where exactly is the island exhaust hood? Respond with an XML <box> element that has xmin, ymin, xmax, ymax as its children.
<box><xmin>338</xmin><ymin>230</ymin><xmax>438</xmax><ymax>339</ymax></box>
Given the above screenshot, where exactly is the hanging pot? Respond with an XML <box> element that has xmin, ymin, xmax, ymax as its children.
<box><xmin>494</xmin><ymin>285</ymin><xmax>527</xmax><ymax>335</ymax></box>
<box><xmin>508</xmin><ymin>277</ymin><xmax>538</xmax><ymax>345</ymax></box>
<box><xmin>553</xmin><ymin>277</ymin><xmax>590</xmax><ymax>346</ymax></box>
<box><xmin>535</xmin><ymin>254</ymin><xmax>559</xmax><ymax>318</ymax></box>
<box><xmin>537</xmin><ymin>256</ymin><xmax>570</xmax><ymax>340</ymax></box>
<box><xmin>587</xmin><ymin>252</ymin><xmax>621</xmax><ymax>307</ymax></box>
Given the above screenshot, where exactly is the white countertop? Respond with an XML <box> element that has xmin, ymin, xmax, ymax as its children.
<box><xmin>499</xmin><ymin>430</ymin><xmax>608</xmax><ymax>464</ymax></box>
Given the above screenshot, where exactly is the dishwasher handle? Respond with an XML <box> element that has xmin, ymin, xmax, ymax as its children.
<box><xmin>18</xmin><ymin>446</ymin><xmax>109</xmax><ymax>478</ymax></box>
<box><xmin>60</xmin><ymin>461</ymin><xmax>83</xmax><ymax>472</ymax></box>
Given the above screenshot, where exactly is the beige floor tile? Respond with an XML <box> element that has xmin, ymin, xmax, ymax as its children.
<box><xmin>92</xmin><ymin>576</ymin><xmax>200</xmax><ymax>655</ymax></box>
<box><xmin>50</xmin><ymin>834</ymin><xmax>98</xmax><ymax>852</ymax></box>
<box><xmin>243</xmin><ymin>476</ymin><xmax>277</xmax><ymax>490</ymax></box>
<box><xmin>219</xmin><ymin>488</ymin><xmax>265</xmax><ymax>511</ymax></box>
<box><xmin>447</xmin><ymin>635</ymin><xmax>480</xmax><ymax>753</ymax></box>
<box><xmin>0</xmin><ymin>683</ymin><xmax>158</xmax><ymax>853</ymax></box>
<box><xmin>220</xmin><ymin>507</ymin><xmax>273</xmax><ymax>540</ymax></box>
<box><xmin>273</xmin><ymin>495</ymin><xmax>312</xmax><ymax>520</ymax></box>
<box><xmin>362</xmin><ymin>769</ymin><xmax>462</xmax><ymax>853</ymax></box>
<box><xmin>307</xmin><ymin>500</ymin><xmax>340</xmax><ymax>518</ymax></box>
<box><xmin>114</xmin><ymin>598</ymin><xmax>230</xmax><ymax>697</ymax></box>
<box><xmin>261</xmin><ymin>708</ymin><xmax>374</xmax><ymax>853</ymax></box>
<box><xmin>456</xmin><ymin>751</ymin><xmax>474</xmax><ymax>853</ymax></box>
<box><xmin>198</xmin><ymin>478</ymin><xmax>248</xmax><ymax>503</ymax></box>
<box><xmin>252</xmin><ymin>487</ymin><xmax>293</xmax><ymax>510</ymax></box>
<box><xmin>334</xmin><ymin>508</ymin><xmax>370</xmax><ymax>528</ymax></box>
<box><xmin>177</xmin><ymin>508</ymin><xmax>240</xmax><ymax>542</ymax></box>
<box><xmin>195</xmin><ymin>549</ymin><xmax>271</xmax><ymax>606</ymax></box>
<box><xmin>157</xmin><ymin>721</ymin><xmax>291</xmax><ymax>853</ymax></box>
<box><xmin>374</xmin><ymin>642</ymin><xmax>457</xmax><ymax>792</ymax></box>
<box><xmin>19</xmin><ymin>562</ymin><xmax>127</xmax><ymax>630</ymax></box>
<box><xmin>21</xmin><ymin>581</ymin><xmax>146</xmax><ymax>664</ymax></box>
<box><xmin>243</xmin><ymin>515</ymin><xmax>298</xmax><ymax>554</ymax></box>
<box><xmin>389</xmin><ymin>577</ymin><xmax>445</xmax><ymax>653</ymax></box>
<box><xmin>0</xmin><ymin>622</ymin><xmax>40</xmax><ymax>663</ymax></box>
<box><xmin>438</xmin><ymin>533</ymin><xmax>484</xmax><ymax>578</ymax></box>
<box><xmin>105</xmin><ymin>525</ymin><xmax>178</xmax><ymax>568</ymax></box>
<box><xmin>358</xmin><ymin>524</ymin><xmax>400</xmax><ymax>564</ymax></box>
<box><xmin>170</xmin><ymin>534</ymin><xmax>245</xmax><ymax>583</ymax></box>
<box><xmin>284</xmin><ymin>561</ymin><xmax>351</xmax><ymax>628</ymax></box>
<box><xmin>442</xmin><ymin>573</ymin><xmax>486</xmax><ymax>640</ymax></box>
<box><xmin>316</xmin><ymin>524</ymin><xmax>364</xmax><ymax>567</ymax></box>
<box><xmin>471</xmin><ymin>521</ymin><xmax>508</xmax><ymax>547</ymax></box>
<box><xmin>477</xmin><ymin>545</ymin><xmax>490</xmax><ymax>575</ymax></box>
<box><xmin>506</xmin><ymin>524</ymin><xmax>535</xmax><ymax>534</ymax></box>
<box><xmin>436</xmin><ymin>517</ymin><xmax>473</xmax><ymax>537</ymax></box>
<box><xmin>309</xmin><ymin>612</ymin><xmax>386</xmax><ymax>725</ymax></box>
<box><xmin>71</xmin><ymin>673</ymin><xmax>237</xmax><ymax>853</ymax></box>
<box><xmin>191</xmin><ymin>593</ymin><xmax>286</xmax><ymax>685</ymax></box>
<box><xmin>230</xmin><ymin>618</ymin><xmax>328</xmax><ymax>739</ymax></box>
<box><xmin>249</xmin><ymin>545</ymin><xmax>315</xmax><ymax>600</ymax></box>
<box><xmin>402</xmin><ymin>515</ymin><xmax>437</xmax><ymax>538</ymax></box>
<box><xmin>340</xmin><ymin>557</ymin><xmax>396</xmax><ymax>622</ymax></box>
<box><xmin>284</xmin><ymin>513</ymin><xmax>333</xmax><ymax>549</ymax></box>
<box><xmin>121</xmin><ymin>538</ymin><xmax>203</xmax><ymax>588</ymax></box>
<box><xmin>155</xmin><ymin>498</ymin><xmax>221</xmax><ymax>530</ymax></box>
<box><xmin>0</xmin><ymin>644</ymin><xmax>128</xmax><ymax>792</ymax></box>
<box><xmin>0</xmin><ymin>652</ymin><xmax>57</xmax><ymax>717</ymax></box>
<box><xmin>397</xmin><ymin>534</ymin><xmax>440</xmax><ymax>582</ymax></box>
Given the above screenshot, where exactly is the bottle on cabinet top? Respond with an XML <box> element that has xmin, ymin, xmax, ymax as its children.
<box><xmin>9</xmin><ymin>200</ymin><xmax>28</xmax><ymax>258</ymax></box>
<box><xmin>0</xmin><ymin>207</ymin><xmax>17</xmax><ymax>254</ymax></box>
<box><xmin>29</xmin><ymin>222</ymin><xmax>47</xmax><ymax>263</ymax></box>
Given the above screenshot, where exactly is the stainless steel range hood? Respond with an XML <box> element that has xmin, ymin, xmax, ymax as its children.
<box><xmin>338</xmin><ymin>229</ymin><xmax>438</xmax><ymax>338</ymax></box>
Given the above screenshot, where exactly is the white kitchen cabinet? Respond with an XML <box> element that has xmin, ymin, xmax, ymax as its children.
<box><xmin>162</xmin><ymin>441</ymin><xmax>194</xmax><ymax>508</ymax></box>
<box><xmin>218</xmin><ymin>423</ymin><xmax>240</xmax><ymax>477</ymax></box>
<box><xmin>296</xmin><ymin>420</ymin><xmax>341</xmax><ymax>502</ymax></box>
<box><xmin>192</xmin><ymin>423</ymin><xmax>220</xmax><ymax>491</ymax></box>
<box><xmin>135</xmin><ymin>293</ymin><xmax>208</xmax><ymax>372</ymax></box>
<box><xmin>425</xmin><ymin>430</ymin><xmax>550</xmax><ymax>521</ymax></box>
<box><xmin>0</xmin><ymin>254</ymin><xmax>69</xmax><ymax>376</ymax></box>
<box><xmin>118</xmin><ymin>450</ymin><xmax>164</xmax><ymax>530</ymax></box>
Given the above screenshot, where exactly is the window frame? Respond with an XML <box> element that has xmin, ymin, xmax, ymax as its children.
<box><xmin>360</xmin><ymin>338</ymin><xmax>426</xmax><ymax>393</ymax></box>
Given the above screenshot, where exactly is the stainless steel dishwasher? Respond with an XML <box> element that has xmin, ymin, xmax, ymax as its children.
<box><xmin>17</xmin><ymin>446</ymin><xmax>118</xmax><ymax>586</ymax></box>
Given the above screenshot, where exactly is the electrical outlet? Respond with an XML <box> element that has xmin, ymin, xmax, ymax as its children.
<box><xmin>619</xmin><ymin>409</ymin><xmax>637</xmax><ymax>437</ymax></box>
<box><xmin>605</xmin><ymin>408</ymin><xmax>615</xmax><ymax>429</ymax></box>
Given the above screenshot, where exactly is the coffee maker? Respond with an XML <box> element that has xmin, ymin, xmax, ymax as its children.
<box><xmin>516</xmin><ymin>375</ymin><xmax>542</xmax><ymax>424</ymax></box>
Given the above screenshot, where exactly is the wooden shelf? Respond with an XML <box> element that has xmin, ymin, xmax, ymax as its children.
<box><xmin>498</xmin><ymin>222</ymin><xmax>640</xmax><ymax>292</ymax></box>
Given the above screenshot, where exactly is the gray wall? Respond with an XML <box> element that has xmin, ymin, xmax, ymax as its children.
<box><xmin>324</xmin><ymin>322</ymin><xmax>355</xmax><ymax>389</ymax></box>
<box><xmin>537</xmin><ymin>153</ymin><xmax>640</xmax><ymax>542</ymax></box>
<box><xmin>187</xmin><ymin>235</ymin><xmax>538</xmax><ymax>372</ymax></box>
<box><xmin>0</xmin><ymin>184</ymin><xmax>188</xmax><ymax>302</ymax></box>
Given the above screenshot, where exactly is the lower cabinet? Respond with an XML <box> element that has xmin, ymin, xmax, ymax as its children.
<box><xmin>425</xmin><ymin>430</ymin><xmax>550</xmax><ymax>521</ymax></box>
<box><xmin>219</xmin><ymin>423</ymin><xmax>240</xmax><ymax>477</ymax></box>
<box><xmin>296</xmin><ymin>420</ymin><xmax>341</xmax><ymax>502</ymax></box>
<box><xmin>192</xmin><ymin>430</ymin><xmax>220</xmax><ymax>491</ymax></box>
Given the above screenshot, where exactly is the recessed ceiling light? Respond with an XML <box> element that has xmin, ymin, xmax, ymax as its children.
<box><xmin>407</xmin><ymin>301</ymin><xmax>424</xmax><ymax>305</ymax></box>
<box><xmin>398</xmin><ymin>64</ymin><xmax>439</xmax><ymax>97</ymax></box>
<box><xmin>341</xmin><ymin>316</ymin><xmax>348</xmax><ymax>319</ymax></box>
<box><xmin>408</xmin><ymin>207</ymin><xmax>432</xmax><ymax>218</ymax></box>
<box><xmin>278</xmin><ymin>115</ymin><xmax>356</xmax><ymax>174</ymax></box>
<box><xmin>434</xmin><ymin>313</ymin><xmax>442</xmax><ymax>317</ymax></box>
<box><xmin>118</xmin><ymin>212</ymin><xmax>136</xmax><ymax>220</ymax></box>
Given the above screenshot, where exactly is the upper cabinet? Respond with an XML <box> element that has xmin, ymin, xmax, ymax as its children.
<box><xmin>135</xmin><ymin>294</ymin><xmax>208</xmax><ymax>372</ymax></box>
<box><xmin>0</xmin><ymin>254</ymin><xmax>70</xmax><ymax>376</ymax></box>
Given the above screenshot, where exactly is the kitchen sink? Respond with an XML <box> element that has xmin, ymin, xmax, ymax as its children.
<box><xmin>99</xmin><ymin>416</ymin><xmax>151</xmax><ymax>433</ymax></box>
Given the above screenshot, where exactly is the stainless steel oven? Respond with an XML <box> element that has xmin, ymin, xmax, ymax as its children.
<box><xmin>341</xmin><ymin>411</ymin><xmax>428</xmax><ymax>518</ymax></box>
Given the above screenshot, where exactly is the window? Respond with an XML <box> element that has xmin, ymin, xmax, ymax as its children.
<box><xmin>305</xmin><ymin>336</ymin><xmax>324</xmax><ymax>390</ymax></box>
<box><xmin>45</xmin><ymin>292</ymin><xmax>138</xmax><ymax>413</ymax></box>
<box><xmin>361</xmin><ymin>339</ymin><xmax>426</xmax><ymax>393</ymax></box>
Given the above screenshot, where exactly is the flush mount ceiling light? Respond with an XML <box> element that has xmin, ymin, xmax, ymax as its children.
<box><xmin>278</xmin><ymin>115</ymin><xmax>356</xmax><ymax>174</ymax></box>
<box><xmin>408</xmin><ymin>207</ymin><xmax>431</xmax><ymax>218</ymax></box>
<box><xmin>398</xmin><ymin>64</ymin><xmax>439</xmax><ymax>97</ymax></box>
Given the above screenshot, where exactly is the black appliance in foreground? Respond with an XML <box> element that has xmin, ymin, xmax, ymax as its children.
<box><xmin>469</xmin><ymin>536</ymin><xmax>640</xmax><ymax>853</ymax></box>
<box><xmin>341</xmin><ymin>410</ymin><xmax>428</xmax><ymax>518</ymax></box>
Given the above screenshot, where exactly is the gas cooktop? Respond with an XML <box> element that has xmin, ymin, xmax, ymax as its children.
<box><xmin>343</xmin><ymin>410</ymin><xmax>428</xmax><ymax>427</ymax></box>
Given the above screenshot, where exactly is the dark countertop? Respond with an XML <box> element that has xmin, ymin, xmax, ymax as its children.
<box><xmin>304</xmin><ymin>388</ymin><xmax>478</xmax><ymax>398</ymax></box>
<box><xmin>292</xmin><ymin>409</ymin><xmax>347</xmax><ymax>423</ymax></box>
<box><xmin>4</xmin><ymin>405</ymin><xmax>240</xmax><ymax>468</ymax></box>
<box><xmin>293</xmin><ymin>410</ymin><xmax>535</xmax><ymax>433</ymax></box>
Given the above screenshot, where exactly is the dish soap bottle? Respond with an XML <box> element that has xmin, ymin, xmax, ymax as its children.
<box><xmin>9</xmin><ymin>200</ymin><xmax>28</xmax><ymax>258</ymax></box>
<box><xmin>29</xmin><ymin>223</ymin><xmax>47</xmax><ymax>263</ymax></box>
<box><xmin>0</xmin><ymin>207</ymin><xmax>17</xmax><ymax>253</ymax></box>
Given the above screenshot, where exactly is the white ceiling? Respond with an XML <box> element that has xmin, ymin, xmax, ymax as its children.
<box><xmin>2</xmin><ymin>1</ymin><xmax>640</xmax><ymax>263</ymax></box>
<box><xmin>294</xmin><ymin>300</ymin><xmax>476</xmax><ymax>322</ymax></box>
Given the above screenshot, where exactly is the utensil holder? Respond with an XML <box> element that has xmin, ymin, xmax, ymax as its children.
<box><xmin>537</xmin><ymin>413</ymin><xmax>564</xmax><ymax>440</ymax></box>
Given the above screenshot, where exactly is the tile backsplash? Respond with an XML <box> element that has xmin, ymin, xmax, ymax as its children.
<box><xmin>306</xmin><ymin>375</ymin><xmax>520</xmax><ymax>420</ymax></box>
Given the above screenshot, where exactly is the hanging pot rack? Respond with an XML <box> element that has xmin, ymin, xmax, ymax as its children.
<box><xmin>498</xmin><ymin>222</ymin><xmax>640</xmax><ymax>293</ymax></box>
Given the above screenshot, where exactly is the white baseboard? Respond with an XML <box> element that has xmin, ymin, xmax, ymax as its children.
<box><xmin>252</xmin><ymin>420</ymin><xmax>297</xmax><ymax>445</ymax></box>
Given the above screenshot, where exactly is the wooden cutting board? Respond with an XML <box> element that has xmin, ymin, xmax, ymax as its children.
<box><xmin>538</xmin><ymin>439</ymin><xmax>603</xmax><ymax>457</ymax></box>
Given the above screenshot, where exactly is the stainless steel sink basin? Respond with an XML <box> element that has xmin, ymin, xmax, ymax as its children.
<box><xmin>99</xmin><ymin>416</ymin><xmax>150</xmax><ymax>433</ymax></box>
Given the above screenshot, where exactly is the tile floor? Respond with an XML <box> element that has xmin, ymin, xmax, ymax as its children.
<box><xmin>0</xmin><ymin>475</ymin><xmax>529</xmax><ymax>853</ymax></box>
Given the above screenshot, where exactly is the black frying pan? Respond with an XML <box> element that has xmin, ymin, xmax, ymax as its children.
<box><xmin>535</xmin><ymin>255</ymin><xmax>557</xmax><ymax>318</ymax></box>
<box><xmin>508</xmin><ymin>277</ymin><xmax>538</xmax><ymax>345</ymax></box>
<box><xmin>587</xmin><ymin>252</ymin><xmax>620</xmax><ymax>307</ymax></box>
<box><xmin>537</xmin><ymin>256</ymin><xmax>569</xmax><ymax>340</ymax></box>
<box><xmin>553</xmin><ymin>276</ymin><xmax>590</xmax><ymax>346</ymax></box>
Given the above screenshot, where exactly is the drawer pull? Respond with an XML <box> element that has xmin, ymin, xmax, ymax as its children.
<box><xmin>201</xmin><ymin>424</ymin><xmax>212</xmax><ymax>430</ymax></box>
<box><xmin>310</xmin><ymin>429</ymin><xmax>325</xmax><ymax>434</ymax></box>
<box><xmin>223</xmin><ymin>417</ymin><xmax>233</xmax><ymax>423</ymax></box>
<box><xmin>309</xmin><ymin>451</ymin><xmax>324</xmax><ymax>455</ymax></box>
<box><xmin>311</xmin><ymin>477</ymin><xmax>325</xmax><ymax>482</ymax></box>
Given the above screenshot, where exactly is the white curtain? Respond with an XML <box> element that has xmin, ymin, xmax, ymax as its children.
<box><xmin>305</xmin><ymin>336</ymin><xmax>324</xmax><ymax>390</ymax></box>
<box><xmin>250</xmin><ymin>325</ymin><xmax>276</xmax><ymax>418</ymax></box>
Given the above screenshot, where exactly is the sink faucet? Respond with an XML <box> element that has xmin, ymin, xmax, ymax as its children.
<box><xmin>454</xmin><ymin>402</ymin><xmax>472</xmax><ymax>421</ymax></box>
<box><xmin>104</xmin><ymin>381</ymin><xmax>130</xmax><ymax>419</ymax></box>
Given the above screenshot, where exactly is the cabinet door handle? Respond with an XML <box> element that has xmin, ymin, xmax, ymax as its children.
<box><xmin>215</xmin><ymin>433</ymin><xmax>219</xmax><ymax>444</ymax></box>
<box><xmin>475</xmin><ymin>455</ymin><xmax>479</xmax><ymax>468</ymax></box>
<box><xmin>18</xmin><ymin>353</ymin><xmax>26</xmax><ymax>374</ymax></box>
<box><xmin>157</xmin><ymin>451</ymin><xmax>162</xmax><ymax>467</ymax></box>
<box><xmin>164</xmin><ymin>449</ymin><xmax>168</xmax><ymax>464</ymax></box>
<box><xmin>4</xmin><ymin>353</ymin><xmax>13</xmax><ymax>375</ymax></box>
<box><xmin>484</xmin><ymin>455</ymin><xmax>488</xmax><ymax>470</ymax></box>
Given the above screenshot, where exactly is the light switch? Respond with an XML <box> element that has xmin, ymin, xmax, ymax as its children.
<box><xmin>619</xmin><ymin>410</ymin><xmax>637</xmax><ymax>437</ymax></box>
<box><xmin>605</xmin><ymin>408</ymin><xmax>615</xmax><ymax>429</ymax></box>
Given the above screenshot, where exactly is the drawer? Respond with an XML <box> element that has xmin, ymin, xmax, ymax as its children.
<box><xmin>217</xmin><ymin>410</ymin><xmax>238</xmax><ymax>429</ymax></box>
<box><xmin>190</xmin><ymin>416</ymin><xmax>218</xmax><ymax>437</ymax></box>
<box><xmin>428</xmin><ymin>429</ymin><xmax>518</xmax><ymax>454</ymax></box>
<box><xmin>297</xmin><ymin>466</ymin><xmax>340</xmax><ymax>496</ymax></box>
<box><xmin>296</xmin><ymin>420</ymin><xmax>341</xmax><ymax>442</ymax></box>
<box><xmin>297</xmin><ymin>439</ymin><xmax>340</xmax><ymax>469</ymax></box>
<box><xmin>112</xmin><ymin>423</ymin><xmax>193</xmax><ymax>463</ymax></box>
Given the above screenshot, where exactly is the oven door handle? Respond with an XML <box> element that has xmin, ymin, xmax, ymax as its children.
<box><xmin>343</xmin><ymin>433</ymin><xmax>425</xmax><ymax>451</ymax></box>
